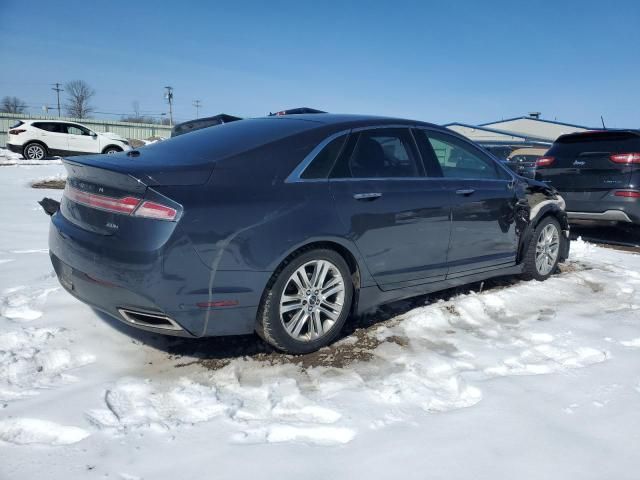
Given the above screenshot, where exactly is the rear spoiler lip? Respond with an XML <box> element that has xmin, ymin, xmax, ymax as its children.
<box><xmin>62</xmin><ymin>158</ymin><xmax>148</xmax><ymax>194</ymax></box>
<box><xmin>62</xmin><ymin>155</ymin><xmax>214</xmax><ymax>187</ymax></box>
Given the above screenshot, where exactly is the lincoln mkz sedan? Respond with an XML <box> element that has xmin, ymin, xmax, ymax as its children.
<box><xmin>49</xmin><ymin>114</ymin><xmax>570</xmax><ymax>353</ymax></box>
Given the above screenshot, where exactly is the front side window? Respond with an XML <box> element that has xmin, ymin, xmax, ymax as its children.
<box><xmin>422</xmin><ymin>131</ymin><xmax>502</xmax><ymax>180</ymax></box>
<box><xmin>66</xmin><ymin>124</ymin><xmax>91</xmax><ymax>136</ymax></box>
<box><xmin>331</xmin><ymin>128</ymin><xmax>420</xmax><ymax>179</ymax></box>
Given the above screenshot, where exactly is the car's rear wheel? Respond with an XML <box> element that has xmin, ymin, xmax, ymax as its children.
<box><xmin>256</xmin><ymin>249</ymin><xmax>353</xmax><ymax>354</ymax></box>
<box><xmin>23</xmin><ymin>143</ymin><xmax>46</xmax><ymax>160</ymax></box>
<box><xmin>522</xmin><ymin>216</ymin><xmax>562</xmax><ymax>281</ymax></box>
<box><xmin>103</xmin><ymin>147</ymin><xmax>121</xmax><ymax>154</ymax></box>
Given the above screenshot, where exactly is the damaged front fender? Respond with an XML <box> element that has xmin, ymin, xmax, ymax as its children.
<box><xmin>514</xmin><ymin>177</ymin><xmax>570</xmax><ymax>264</ymax></box>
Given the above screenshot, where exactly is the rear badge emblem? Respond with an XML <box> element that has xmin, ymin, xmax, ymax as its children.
<box><xmin>106</xmin><ymin>222</ymin><xmax>118</xmax><ymax>229</ymax></box>
<box><xmin>573</xmin><ymin>160</ymin><xmax>586</xmax><ymax>167</ymax></box>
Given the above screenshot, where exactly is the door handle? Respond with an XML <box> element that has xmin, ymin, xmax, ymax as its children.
<box><xmin>353</xmin><ymin>192</ymin><xmax>382</xmax><ymax>201</ymax></box>
<box><xmin>455</xmin><ymin>188</ymin><xmax>475</xmax><ymax>196</ymax></box>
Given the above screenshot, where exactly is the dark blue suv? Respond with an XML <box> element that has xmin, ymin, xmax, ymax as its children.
<box><xmin>49</xmin><ymin>114</ymin><xmax>570</xmax><ymax>353</ymax></box>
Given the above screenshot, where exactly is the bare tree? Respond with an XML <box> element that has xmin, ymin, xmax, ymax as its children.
<box><xmin>64</xmin><ymin>80</ymin><xmax>95</xmax><ymax>118</ymax></box>
<box><xmin>0</xmin><ymin>96</ymin><xmax>27</xmax><ymax>114</ymax></box>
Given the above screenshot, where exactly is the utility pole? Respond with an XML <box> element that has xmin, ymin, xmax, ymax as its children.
<box><xmin>192</xmin><ymin>99</ymin><xmax>202</xmax><ymax>119</ymax></box>
<box><xmin>164</xmin><ymin>86</ymin><xmax>174</xmax><ymax>126</ymax></box>
<box><xmin>51</xmin><ymin>83</ymin><xmax>63</xmax><ymax>117</ymax></box>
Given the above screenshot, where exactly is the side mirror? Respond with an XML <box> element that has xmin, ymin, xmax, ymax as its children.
<box><xmin>91</xmin><ymin>132</ymin><xmax>97</xmax><ymax>138</ymax></box>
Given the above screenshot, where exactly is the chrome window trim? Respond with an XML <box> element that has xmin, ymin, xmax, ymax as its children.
<box><xmin>285</xmin><ymin>124</ymin><xmax>422</xmax><ymax>183</ymax></box>
<box><xmin>285</xmin><ymin>129</ymin><xmax>351</xmax><ymax>183</ymax></box>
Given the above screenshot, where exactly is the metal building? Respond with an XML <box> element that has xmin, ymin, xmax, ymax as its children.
<box><xmin>445</xmin><ymin>115</ymin><xmax>596</xmax><ymax>159</ymax></box>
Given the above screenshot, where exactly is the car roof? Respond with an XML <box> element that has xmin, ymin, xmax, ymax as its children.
<box><xmin>555</xmin><ymin>129</ymin><xmax>640</xmax><ymax>143</ymax></box>
<box><xmin>260</xmin><ymin>113</ymin><xmax>443</xmax><ymax>131</ymax></box>
<box><xmin>26</xmin><ymin>119</ymin><xmax>85</xmax><ymax>125</ymax></box>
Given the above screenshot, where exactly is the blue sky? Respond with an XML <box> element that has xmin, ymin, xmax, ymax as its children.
<box><xmin>1</xmin><ymin>0</ymin><xmax>638</xmax><ymax>127</ymax></box>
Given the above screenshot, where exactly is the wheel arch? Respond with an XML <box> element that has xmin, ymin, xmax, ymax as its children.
<box><xmin>262</xmin><ymin>237</ymin><xmax>371</xmax><ymax>317</ymax></box>
<box><xmin>518</xmin><ymin>203</ymin><xmax>569</xmax><ymax>264</ymax></box>
<box><xmin>102</xmin><ymin>145</ymin><xmax>123</xmax><ymax>154</ymax></box>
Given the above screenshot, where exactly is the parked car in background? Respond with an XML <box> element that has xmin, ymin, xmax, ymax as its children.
<box><xmin>535</xmin><ymin>130</ymin><xmax>640</xmax><ymax>225</ymax></box>
<box><xmin>505</xmin><ymin>147</ymin><xmax>548</xmax><ymax>178</ymax></box>
<box><xmin>171</xmin><ymin>114</ymin><xmax>242</xmax><ymax>137</ymax></box>
<box><xmin>49</xmin><ymin>114</ymin><xmax>570</xmax><ymax>354</ymax></box>
<box><xmin>7</xmin><ymin>120</ymin><xmax>131</xmax><ymax>159</ymax></box>
<box><xmin>269</xmin><ymin>107</ymin><xmax>326</xmax><ymax>116</ymax></box>
<box><xmin>170</xmin><ymin>108</ymin><xmax>326</xmax><ymax>138</ymax></box>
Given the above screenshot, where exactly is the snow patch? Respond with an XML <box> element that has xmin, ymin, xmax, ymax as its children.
<box><xmin>86</xmin><ymin>378</ymin><xmax>229</xmax><ymax>431</ymax></box>
<box><xmin>621</xmin><ymin>338</ymin><xmax>640</xmax><ymax>348</ymax></box>
<box><xmin>1</xmin><ymin>285</ymin><xmax>58</xmax><ymax>321</ymax></box>
<box><xmin>0</xmin><ymin>147</ymin><xmax>62</xmax><ymax>165</ymax></box>
<box><xmin>234</xmin><ymin>424</ymin><xmax>356</xmax><ymax>446</ymax></box>
<box><xmin>0</xmin><ymin>327</ymin><xmax>95</xmax><ymax>401</ymax></box>
<box><xmin>0</xmin><ymin>418</ymin><xmax>89</xmax><ymax>445</ymax></box>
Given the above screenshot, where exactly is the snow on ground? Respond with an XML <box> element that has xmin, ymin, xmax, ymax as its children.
<box><xmin>0</xmin><ymin>164</ymin><xmax>639</xmax><ymax>479</ymax></box>
<box><xmin>0</xmin><ymin>147</ymin><xmax>62</xmax><ymax>166</ymax></box>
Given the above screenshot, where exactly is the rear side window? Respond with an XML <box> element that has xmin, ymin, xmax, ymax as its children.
<box><xmin>331</xmin><ymin>128</ymin><xmax>420</xmax><ymax>179</ymax></box>
<box><xmin>301</xmin><ymin>135</ymin><xmax>347</xmax><ymax>179</ymax></box>
<box><xmin>33</xmin><ymin>122</ymin><xmax>65</xmax><ymax>133</ymax></box>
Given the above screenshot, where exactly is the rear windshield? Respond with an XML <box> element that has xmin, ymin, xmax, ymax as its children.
<box><xmin>549</xmin><ymin>131</ymin><xmax>640</xmax><ymax>156</ymax></box>
<box><xmin>144</xmin><ymin>117</ymin><xmax>320</xmax><ymax>162</ymax></box>
<box><xmin>10</xmin><ymin>120</ymin><xmax>24</xmax><ymax>128</ymax></box>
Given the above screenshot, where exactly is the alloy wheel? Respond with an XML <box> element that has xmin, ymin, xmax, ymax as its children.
<box><xmin>535</xmin><ymin>223</ymin><xmax>560</xmax><ymax>276</ymax></box>
<box><xmin>26</xmin><ymin>145</ymin><xmax>44</xmax><ymax>160</ymax></box>
<box><xmin>279</xmin><ymin>259</ymin><xmax>346</xmax><ymax>342</ymax></box>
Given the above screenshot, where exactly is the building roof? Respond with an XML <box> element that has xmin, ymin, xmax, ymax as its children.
<box><xmin>444</xmin><ymin>122</ymin><xmax>552</xmax><ymax>145</ymax></box>
<box><xmin>480</xmin><ymin>116</ymin><xmax>597</xmax><ymax>130</ymax></box>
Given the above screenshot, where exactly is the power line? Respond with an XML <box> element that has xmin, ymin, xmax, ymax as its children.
<box><xmin>164</xmin><ymin>86</ymin><xmax>174</xmax><ymax>127</ymax></box>
<box><xmin>51</xmin><ymin>83</ymin><xmax>63</xmax><ymax>117</ymax></box>
<box><xmin>193</xmin><ymin>99</ymin><xmax>202</xmax><ymax>119</ymax></box>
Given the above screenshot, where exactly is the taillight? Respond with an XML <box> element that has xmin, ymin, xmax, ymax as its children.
<box><xmin>9</xmin><ymin>129</ymin><xmax>26</xmax><ymax>135</ymax></box>
<box><xmin>133</xmin><ymin>201</ymin><xmax>177</xmax><ymax>220</ymax></box>
<box><xmin>536</xmin><ymin>156</ymin><xmax>555</xmax><ymax>167</ymax></box>
<box><xmin>610</xmin><ymin>153</ymin><xmax>640</xmax><ymax>164</ymax></box>
<box><xmin>64</xmin><ymin>185</ymin><xmax>177</xmax><ymax>220</ymax></box>
<box><xmin>614</xmin><ymin>190</ymin><xmax>640</xmax><ymax>198</ymax></box>
<box><xmin>65</xmin><ymin>185</ymin><xmax>140</xmax><ymax>214</ymax></box>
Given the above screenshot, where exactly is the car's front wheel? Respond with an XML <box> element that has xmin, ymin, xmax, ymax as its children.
<box><xmin>23</xmin><ymin>142</ymin><xmax>47</xmax><ymax>160</ymax></box>
<box><xmin>103</xmin><ymin>147</ymin><xmax>122</xmax><ymax>154</ymax></box>
<box><xmin>522</xmin><ymin>216</ymin><xmax>562</xmax><ymax>281</ymax></box>
<box><xmin>256</xmin><ymin>249</ymin><xmax>353</xmax><ymax>354</ymax></box>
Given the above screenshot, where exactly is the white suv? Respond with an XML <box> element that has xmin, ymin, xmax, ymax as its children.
<box><xmin>7</xmin><ymin>120</ymin><xmax>132</xmax><ymax>160</ymax></box>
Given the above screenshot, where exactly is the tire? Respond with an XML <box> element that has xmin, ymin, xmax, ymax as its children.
<box><xmin>522</xmin><ymin>216</ymin><xmax>562</xmax><ymax>281</ymax></box>
<box><xmin>103</xmin><ymin>147</ymin><xmax>122</xmax><ymax>154</ymax></box>
<box><xmin>23</xmin><ymin>142</ymin><xmax>47</xmax><ymax>160</ymax></box>
<box><xmin>256</xmin><ymin>248</ymin><xmax>354</xmax><ymax>354</ymax></box>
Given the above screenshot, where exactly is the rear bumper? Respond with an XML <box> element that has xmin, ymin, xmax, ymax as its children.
<box><xmin>567</xmin><ymin>210</ymin><xmax>633</xmax><ymax>223</ymax></box>
<box><xmin>561</xmin><ymin>191</ymin><xmax>640</xmax><ymax>225</ymax></box>
<box><xmin>49</xmin><ymin>211</ymin><xmax>268</xmax><ymax>337</ymax></box>
<box><xmin>6</xmin><ymin>143</ymin><xmax>22</xmax><ymax>154</ymax></box>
